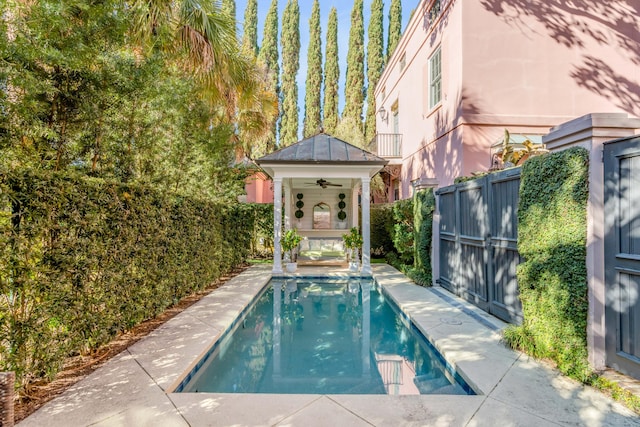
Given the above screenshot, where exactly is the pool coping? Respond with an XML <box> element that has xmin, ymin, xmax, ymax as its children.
<box><xmin>19</xmin><ymin>264</ymin><xmax>639</xmax><ymax>427</ymax></box>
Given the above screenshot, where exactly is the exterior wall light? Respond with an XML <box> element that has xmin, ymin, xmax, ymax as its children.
<box><xmin>378</xmin><ymin>106</ymin><xmax>388</xmax><ymax>121</ymax></box>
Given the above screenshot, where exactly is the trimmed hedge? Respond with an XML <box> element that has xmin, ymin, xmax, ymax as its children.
<box><xmin>391</xmin><ymin>198</ymin><xmax>414</xmax><ymax>265</ymax></box>
<box><xmin>370</xmin><ymin>204</ymin><xmax>394</xmax><ymax>257</ymax></box>
<box><xmin>248</xmin><ymin>203</ymin><xmax>274</xmax><ymax>256</ymax></box>
<box><xmin>0</xmin><ymin>168</ymin><xmax>258</xmax><ymax>390</ymax></box>
<box><xmin>504</xmin><ymin>147</ymin><xmax>590</xmax><ymax>380</ymax></box>
<box><xmin>412</xmin><ymin>189</ymin><xmax>435</xmax><ymax>286</ymax></box>
<box><xmin>377</xmin><ymin>193</ymin><xmax>435</xmax><ymax>287</ymax></box>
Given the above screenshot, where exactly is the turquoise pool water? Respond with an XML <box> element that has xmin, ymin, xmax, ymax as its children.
<box><xmin>177</xmin><ymin>277</ymin><xmax>474</xmax><ymax>395</ymax></box>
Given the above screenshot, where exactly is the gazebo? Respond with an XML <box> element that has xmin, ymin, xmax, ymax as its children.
<box><xmin>256</xmin><ymin>133</ymin><xmax>388</xmax><ymax>275</ymax></box>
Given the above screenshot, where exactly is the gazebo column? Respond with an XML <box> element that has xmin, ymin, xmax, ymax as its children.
<box><xmin>361</xmin><ymin>177</ymin><xmax>372</xmax><ymax>275</ymax></box>
<box><xmin>272</xmin><ymin>177</ymin><xmax>283</xmax><ymax>274</ymax></box>
<box><xmin>351</xmin><ymin>183</ymin><xmax>360</xmax><ymax>229</ymax></box>
<box><xmin>283</xmin><ymin>181</ymin><xmax>291</xmax><ymax>231</ymax></box>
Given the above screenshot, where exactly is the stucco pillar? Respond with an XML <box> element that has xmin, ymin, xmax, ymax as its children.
<box><xmin>283</xmin><ymin>181</ymin><xmax>291</xmax><ymax>231</ymax></box>
<box><xmin>361</xmin><ymin>178</ymin><xmax>372</xmax><ymax>275</ymax></box>
<box><xmin>542</xmin><ymin>113</ymin><xmax>640</xmax><ymax>371</ymax></box>
<box><xmin>272</xmin><ymin>177</ymin><xmax>283</xmax><ymax>274</ymax></box>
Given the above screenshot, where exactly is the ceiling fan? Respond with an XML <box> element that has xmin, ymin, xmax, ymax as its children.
<box><xmin>305</xmin><ymin>178</ymin><xmax>342</xmax><ymax>189</ymax></box>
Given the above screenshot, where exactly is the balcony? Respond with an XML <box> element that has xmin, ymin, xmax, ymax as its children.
<box><xmin>368</xmin><ymin>133</ymin><xmax>403</xmax><ymax>161</ymax></box>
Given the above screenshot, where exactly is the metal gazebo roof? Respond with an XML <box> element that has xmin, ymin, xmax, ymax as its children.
<box><xmin>256</xmin><ymin>133</ymin><xmax>387</xmax><ymax>166</ymax></box>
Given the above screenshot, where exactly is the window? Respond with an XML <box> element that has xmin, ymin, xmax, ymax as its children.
<box><xmin>392</xmin><ymin>103</ymin><xmax>400</xmax><ymax>157</ymax></box>
<box><xmin>429</xmin><ymin>47</ymin><xmax>442</xmax><ymax>109</ymax></box>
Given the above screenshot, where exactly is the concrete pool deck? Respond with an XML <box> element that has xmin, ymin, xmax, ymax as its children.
<box><xmin>19</xmin><ymin>264</ymin><xmax>639</xmax><ymax>426</ymax></box>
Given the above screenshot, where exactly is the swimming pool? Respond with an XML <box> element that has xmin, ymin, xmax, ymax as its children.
<box><xmin>176</xmin><ymin>277</ymin><xmax>474</xmax><ymax>395</ymax></box>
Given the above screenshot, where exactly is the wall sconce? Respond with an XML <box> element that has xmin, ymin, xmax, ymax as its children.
<box><xmin>378</xmin><ymin>106</ymin><xmax>388</xmax><ymax>121</ymax></box>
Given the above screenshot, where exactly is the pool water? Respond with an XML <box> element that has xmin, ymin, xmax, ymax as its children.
<box><xmin>177</xmin><ymin>277</ymin><xmax>474</xmax><ymax>395</ymax></box>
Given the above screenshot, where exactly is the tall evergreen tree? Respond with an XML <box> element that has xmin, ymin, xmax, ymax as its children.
<box><xmin>365</xmin><ymin>0</ymin><xmax>385</xmax><ymax>142</ymax></box>
<box><xmin>322</xmin><ymin>7</ymin><xmax>339</xmax><ymax>135</ymax></box>
<box><xmin>343</xmin><ymin>0</ymin><xmax>365</xmax><ymax>127</ymax></box>
<box><xmin>303</xmin><ymin>0</ymin><xmax>322</xmax><ymax>138</ymax></box>
<box><xmin>221</xmin><ymin>0</ymin><xmax>236</xmax><ymax>21</ymax></box>
<box><xmin>387</xmin><ymin>0</ymin><xmax>402</xmax><ymax>60</ymax></box>
<box><xmin>280</xmin><ymin>0</ymin><xmax>300</xmax><ymax>146</ymax></box>
<box><xmin>241</xmin><ymin>0</ymin><xmax>258</xmax><ymax>56</ymax></box>
<box><xmin>257</xmin><ymin>0</ymin><xmax>280</xmax><ymax>151</ymax></box>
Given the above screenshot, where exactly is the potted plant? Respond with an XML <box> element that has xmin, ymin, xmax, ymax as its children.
<box><xmin>281</xmin><ymin>228</ymin><xmax>303</xmax><ymax>273</ymax></box>
<box><xmin>337</xmin><ymin>193</ymin><xmax>347</xmax><ymax>229</ymax></box>
<box><xmin>342</xmin><ymin>227</ymin><xmax>363</xmax><ymax>271</ymax></box>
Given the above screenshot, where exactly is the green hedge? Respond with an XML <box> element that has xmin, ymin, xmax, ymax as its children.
<box><xmin>504</xmin><ymin>147</ymin><xmax>590</xmax><ymax>380</ymax></box>
<box><xmin>370</xmin><ymin>204</ymin><xmax>394</xmax><ymax>257</ymax></box>
<box><xmin>377</xmin><ymin>193</ymin><xmax>435</xmax><ymax>287</ymax></box>
<box><xmin>249</xmin><ymin>203</ymin><xmax>274</xmax><ymax>256</ymax></box>
<box><xmin>391</xmin><ymin>198</ymin><xmax>414</xmax><ymax>265</ymax></box>
<box><xmin>412</xmin><ymin>189</ymin><xmax>435</xmax><ymax>286</ymax></box>
<box><xmin>0</xmin><ymin>168</ymin><xmax>258</xmax><ymax>390</ymax></box>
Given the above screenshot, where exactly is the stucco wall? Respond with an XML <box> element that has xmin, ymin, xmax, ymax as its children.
<box><xmin>244</xmin><ymin>172</ymin><xmax>274</xmax><ymax>203</ymax></box>
<box><xmin>375</xmin><ymin>0</ymin><xmax>640</xmax><ymax>195</ymax></box>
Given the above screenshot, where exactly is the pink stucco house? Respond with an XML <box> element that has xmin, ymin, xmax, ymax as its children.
<box><xmin>372</xmin><ymin>0</ymin><xmax>640</xmax><ymax>198</ymax></box>
<box><xmin>244</xmin><ymin>170</ymin><xmax>274</xmax><ymax>204</ymax></box>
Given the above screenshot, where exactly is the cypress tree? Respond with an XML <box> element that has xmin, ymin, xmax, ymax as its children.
<box><xmin>343</xmin><ymin>0</ymin><xmax>365</xmax><ymax>127</ymax></box>
<box><xmin>303</xmin><ymin>0</ymin><xmax>322</xmax><ymax>138</ymax></box>
<box><xmin>280</xmin><ymin>0</ymin><xmax>300</xmax><ymax>146</ymax></box>
<box><xmin>322</xmin><ymin>7</ymin><xmax>339</xmax><ymax>135</ymax></box>
<box><xmin>365</xmin><ymin>0</ymin><xmax>384</xmax><ymax>142</ymax></box>
<box><xmin>221</xmin><ymin>0</ymin><xmax>236</xmax><ymax>21</ymax></box>
<box><xmin>387</xmin><ymin>0</ymin><xmax>402</xmax><ymax>60</ymax></box>
<box><xmin>258</xmin><ymin>0</ymin><xmax>280</xmax><ymax>151</ymax></box>
<box><xmin>241</xmin><ymin>0</ymin><xmax>258</xmax><ymax>56</ymax></box>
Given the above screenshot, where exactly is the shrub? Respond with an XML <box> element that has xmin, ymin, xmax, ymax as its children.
<box><xmin>370</xmin><ymin>204</ymin><xmax>394</xmax><ymax>257</ymax></box>
<box><xmin>392</xmin><ymin>198</ymin><xmax>414</xmax><ymax>265</ymax></box>
<box><xmin>412</xmin><ymin>189</ymin><xmax>435</xmax><ymax>286</ymax></box>
<box><xmin>249</xmin><ymin>203</ymin><xmax>274</xmax><ymax>256</ymax></box>
<box><xmin>0</xmin><ymin>167</ymin><xmax>260</xmax><ymax>391</ymax></box>
<box><xmin>505</xmin><ymin>147</ymin><xmax>590</xmax><ymax>380</ymax></box>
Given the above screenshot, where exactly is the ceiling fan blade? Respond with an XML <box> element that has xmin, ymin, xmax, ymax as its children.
<box><xmin>325</xmin><ymin>183</ymin><xmax>343</xmax><ymax>187</ymax></box>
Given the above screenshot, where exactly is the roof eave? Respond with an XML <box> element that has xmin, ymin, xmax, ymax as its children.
<box><xmin>256</xmin><ymin>160</ymin><xmax>389</xmax><ymax>166</ymax></box>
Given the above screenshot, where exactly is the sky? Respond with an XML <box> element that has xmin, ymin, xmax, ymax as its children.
<box><xmin>231</xmin><ymin>0</ymin><xmax>416</xmax><ymax>135</ymax></box>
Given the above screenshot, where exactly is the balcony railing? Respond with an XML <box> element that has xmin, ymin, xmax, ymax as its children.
<box><xmin>369</xmin><ymin>133</ymin><xmax>403</xmax><ymax>158</ymax></box>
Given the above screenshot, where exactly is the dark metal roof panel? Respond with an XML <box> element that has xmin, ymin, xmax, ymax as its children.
<box><xmin>256</xmin><ymin>133</ymin><xmax>387</xmax><ymax>164</ymax></box>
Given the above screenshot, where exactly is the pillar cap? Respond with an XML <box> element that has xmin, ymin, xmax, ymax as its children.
<box><xmin>412</xmin><ymin>177</ymin><xmax>438</xmax><ymax>190</ymax></box>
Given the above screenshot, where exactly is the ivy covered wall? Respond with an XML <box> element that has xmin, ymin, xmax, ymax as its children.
<box><xmin>504</xmin><ymin>147</ymin><xmax>590</xmax><ymax>380</ymax></box>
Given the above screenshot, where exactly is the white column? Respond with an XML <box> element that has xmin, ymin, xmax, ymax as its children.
<box><xmin>351</xmin><ymin>183</ymin><xmax>360</xmax><ymax>229</ymax></box>
<box><xmin>361</xmin><ymin>177</ymin><xmax>372</xmax><ymax>275</ymax></box>
<box><xmin>272</xmin><ymin>177</ymin><xmax>283</xmax><ymax>274</ymax></box>
<box><xmin>283</xmin><ymin>181</ymin><xmax>291</xmax><ymax>231</ymax></box>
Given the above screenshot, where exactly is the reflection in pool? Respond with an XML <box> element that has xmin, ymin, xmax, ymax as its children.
<box><xmin>177</xmin><ymin>277</ymin><xmax>474</xmax><ymax>395</ymax></box>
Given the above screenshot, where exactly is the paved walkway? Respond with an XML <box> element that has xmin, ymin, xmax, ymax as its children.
<box><xmin>20</xmin><ymin>265</ymin><xmax>640</xmax><ymax>426</ymax></box>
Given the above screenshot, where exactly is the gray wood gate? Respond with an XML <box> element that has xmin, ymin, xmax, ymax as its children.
<box><xmin>436</xmin><ymin>168</ymin><xmax>523</xmax><ymax>324</ymax></box>
<box><xmin>604</xmin><ymin>135</ymin><xmax>640</xmax><ymax>380</ymax></box>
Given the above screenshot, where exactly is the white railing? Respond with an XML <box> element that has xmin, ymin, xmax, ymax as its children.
<box><xmin>369</xmin><ymin>133</ymin><xmax>402</xmax><ymax>158</ymax></box>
